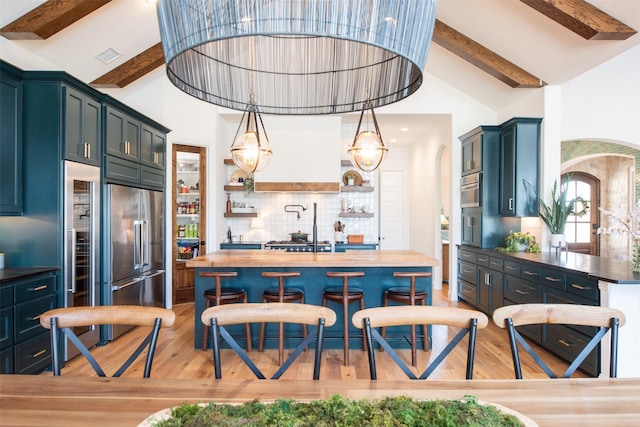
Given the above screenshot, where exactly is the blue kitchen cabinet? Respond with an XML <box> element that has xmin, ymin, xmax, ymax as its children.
<box><xmin>334</xmin><ymin>243</ymin><xmax>378</xmax><ymax>252</ymax></box>
<box><xmin>0</xmin><ymin>60</ymin><xmax>23</xmax><ymax>215</ymax></box>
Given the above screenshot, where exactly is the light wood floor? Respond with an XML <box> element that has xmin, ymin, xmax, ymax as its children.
<box><xmin>49</xmin><ymin>285</ymin><xmax>586</xmax><ymax>380</ymax></box>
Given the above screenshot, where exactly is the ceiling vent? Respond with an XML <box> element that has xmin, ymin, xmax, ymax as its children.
<box><xmin>95</xmin><ymin>48</ymin><xmax>121</xmax><ymax>65</ymax></box>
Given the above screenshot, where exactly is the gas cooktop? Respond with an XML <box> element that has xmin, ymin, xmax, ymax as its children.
<box><xmin>265</xmin><ymin>240</ymin><xmax>332</xmax><ymax>252</ymax></box>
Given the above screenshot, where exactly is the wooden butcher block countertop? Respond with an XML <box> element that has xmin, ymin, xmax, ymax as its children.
<box><xmin>187</xmin><ymin>250</ymin><xmax>440</xmax><ymax>268</ymax></box>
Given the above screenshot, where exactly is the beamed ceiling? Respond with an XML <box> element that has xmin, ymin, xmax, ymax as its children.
<box><xmin>0</xmin><ymin>0</ymin><xmax>637</xmax><ymax>115</ymax></box>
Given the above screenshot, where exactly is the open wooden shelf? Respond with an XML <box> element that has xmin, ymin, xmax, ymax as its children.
<box><xmin>224</xmin><ymin>212</ymin><xmax>258</xmax><ymax>218</ymax></box>
<box><xmin>341</xmin><ymin>185</ymin><xmax>374</xmax><ymax>192</ymax></box>
<box><xmin>339</xmin><ymin>212</ymin><xmax>374</xmax><ymax>218</ymax></box>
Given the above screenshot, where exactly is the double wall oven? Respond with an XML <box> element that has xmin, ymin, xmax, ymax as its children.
<box><xmin>461</xmin><ymin>172</ymin><xmax>481</xmax><ymax>208</ymax></box>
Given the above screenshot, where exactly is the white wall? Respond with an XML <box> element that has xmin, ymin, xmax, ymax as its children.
<box><xmin>562</xmin><ymin>45</ymin><xmax>640</xmax><ymax>146</ymax></box>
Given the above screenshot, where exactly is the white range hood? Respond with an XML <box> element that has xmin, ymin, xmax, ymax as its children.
<box><xmin>254</xmin><ymin>116</ymin><xmax>342</xmax><ymax>192</ymax></box>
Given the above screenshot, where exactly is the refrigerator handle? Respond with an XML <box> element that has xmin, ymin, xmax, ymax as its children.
<box><xmin>143</xmin><ymin>219</ymin><xmax>150</xmax><ymax>268</ymax></box>
<box><xmin>69</xmin><ymin>228</ymin><xmax>77</xmax><ymax>293</ymax></box>
<box><xmin>134</xmin><ymin>220</ymin><xmax>143</xmax><ymax>269</ymax></box>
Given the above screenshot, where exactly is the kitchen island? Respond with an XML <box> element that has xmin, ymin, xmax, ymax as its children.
<box><xmin>187</xmin><ymin>250</ymin><xmax>440</xmax><ymax>351</ymax></box>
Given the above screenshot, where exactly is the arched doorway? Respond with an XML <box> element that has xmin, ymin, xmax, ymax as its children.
<box><xmin>561</xmin><ymin>172</ymin><xmax>599</xmax><ymax>255</ymax></box>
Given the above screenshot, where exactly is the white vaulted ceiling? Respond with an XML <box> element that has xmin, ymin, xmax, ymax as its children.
<box><xmin>0</xmin><ymin>0</ymin><xmax>638</xmax><ymax>146</ymax></box>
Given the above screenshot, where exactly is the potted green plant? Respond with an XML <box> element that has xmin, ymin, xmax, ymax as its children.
<box><xmin>346</xmin><ymin>172</ymin><xmax>356</xmax><ymax>186</ymax></box>
<box><xmin>502</xmin><ymin>231</ymin><xmax>540</xmax><ymax>253</ymax></box>
<box><xmin>243</xmin><ymin>175</ymin><xmax>254</xmax><ymax>197</ymax></box>
<box><xmin>525</xmin><ymin>177</ymin><xmax>587</xmax><ymax>247</ymax></box>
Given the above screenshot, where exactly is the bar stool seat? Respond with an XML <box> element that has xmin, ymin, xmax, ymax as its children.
<box><xmin>382</xmin><ymin>271</ymin><xmax>431</xmax><ymax>366</ymax></box>
<box><xmin>200</xmin><ymin>271</ymin><xmax>251</xmax><ymax>352</ymax></box>
<box><xmin>259</xmin><ymin>272</ymin><xmax>306</xmax><ymax>365</ymax></box>
<box><xmin>263</xmin><ymin>287</ymin><xmax>305</xmax><ymax>298</ymax></box>
<box><xmin>322</xmin><ymin>271</ymin><xmax>366</xmax><ymax>366</ymax></box>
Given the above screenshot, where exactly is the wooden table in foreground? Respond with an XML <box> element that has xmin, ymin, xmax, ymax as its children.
<box><xmin>1</xmin><ymin>375</ymin><xmax>639</xmax><ymax>426</ymax></box>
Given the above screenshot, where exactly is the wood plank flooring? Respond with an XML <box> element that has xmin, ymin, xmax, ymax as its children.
<box><xmin>47</xmin><ymin>285</ymin><xmax>586</xmax><ymax>380</ymax></box>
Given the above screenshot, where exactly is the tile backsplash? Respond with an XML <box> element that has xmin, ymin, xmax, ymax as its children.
<box><xmin>223</xmin><ymin>187</ymin><xmax>378</xmax><ymax>245</ymax></box>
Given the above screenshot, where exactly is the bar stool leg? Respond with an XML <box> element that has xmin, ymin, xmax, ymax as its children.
<box><xmin>342</xmin><ymin>284</ymin><xmax>349</xmax><ymax>366</ymax></box>
<box><xmin>244</xmin><ymin>293</ymin><xmax>252</xmax><ymax>352</ymax></box>
<box><xmin>202</xmin><ymin>299</ymin><xmax>211</xmax><ymax>351</ymax></box>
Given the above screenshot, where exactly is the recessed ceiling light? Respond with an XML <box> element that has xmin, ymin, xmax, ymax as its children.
<box><xmin>389</xmin><ymin>138</ymin><xmax>397</xmax><ymax>143</ymax></box>
<box><xmin>400</xmin><ymin>127</ymin><xmax>409</xmax><ymax>132</ymax></box>
<box><xmin>95</xmin><ymin>48</ymin><xmax>121</xmax><ymax>65</ymax></box>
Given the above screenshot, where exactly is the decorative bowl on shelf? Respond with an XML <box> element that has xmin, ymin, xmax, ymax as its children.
<box><xmin>231</xmin><ymin>207</ymin><xmax>254</xmax><ymax>214</ymax></box>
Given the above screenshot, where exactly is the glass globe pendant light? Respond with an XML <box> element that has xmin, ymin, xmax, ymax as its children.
<box><xmin>230</xmin><ymin>96</ymin><xmax>272</xmax><ymax>174</ymax></box>
<box><xmin>348</xmin><ymin>103</ymin><xmax>388</xmax><ymax>173</ymax></box>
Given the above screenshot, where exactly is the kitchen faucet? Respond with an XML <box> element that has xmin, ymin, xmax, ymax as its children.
<box><xmin>312</xmin><ymin>202</ymin><xmax>317</xmax><ymax>252</ymax></box>
<box><xmin>284</xmin><ymin>204</ymin><xmax>307</xmax><ymax>219</ymax></box>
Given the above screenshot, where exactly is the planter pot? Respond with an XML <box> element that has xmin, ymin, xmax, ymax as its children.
<box><xmin>347</xmin><ymin>178</ymin><xmax>355</xmax><ymax>186</ymax></box>
<box><xmin>551</xmin><ymin>234</ymin><xmax>565</xmax><ymax>248</ymax></box>
<box><xmin>516</xmin><ymin>243</ymin><xmax>527</xmax><ymax>252</ymax></box>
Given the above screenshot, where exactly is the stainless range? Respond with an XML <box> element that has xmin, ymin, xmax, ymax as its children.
<box><xmin>264</xmin><ymin>240</ymin><xmax>332</xmax><ymax>252</ymax></box>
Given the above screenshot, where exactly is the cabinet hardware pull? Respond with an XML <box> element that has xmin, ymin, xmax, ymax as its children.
<box><xmin>31</xmin><ymin>315</ymin><xmax>41</xmax><ymax>321</ymax></box>
<box><xmin>515</xmin><ymin>289</ymin><xmax>528</xmax><ymax>295</ymax></box>
<box><xmin>485</xmin><ymin>273</ymin><xmax>491</xmax><ymax>286</ymax></box>
<box><xmin>463</xmin><ymin>288</ymin><xmax>472</xmax><ymax>294</ymax></box>
<box><xmin>506</xmin><ymin>266</ymin><xmax>516</xmax><ymax>271</ymax></box>
<box><xmin>571</xmin><ymin>284</ymin><xmax>588</xmax><ymax>290</ymax></box>
<box><xmin>523</xmin><ymin>270</ymin><xmax>537</xmax><ymax>276</ymax></box>
<box><xmin>545</xmin><ymin>276</ymin><xmax>561</xmax><ymax>282</ymax></box>
<box><xmin>478</xmin><ymin>257</ymin><xmax>487</xmax><ymax>262</ymax></box>
<box><xmin>32</xmin><ymin>349</ymin><xmax>47</xmax><ymax>358</ymax></box>
<box><xmin>30</xmin><ymin>285</ymin><xmax>47</xmax><ymax>291</ymax></box>
<box><xmin>558</xmin><ymin>339</ymin><xmax>571</xmax><ymax>347</ymax></box>
<box><xmin>463</xmin><ymin>269</ymin><xmax>473</xmax><ymax>273</ymax></box>
<box><xmin>508</xmin><ymin>198</ymin><xmax>513</xmax><ymax>211</ymax></box>
<box><xmin>491</xmin><ymin>261</ymin><xmax>498</xmax><ymax>266</ymax></box>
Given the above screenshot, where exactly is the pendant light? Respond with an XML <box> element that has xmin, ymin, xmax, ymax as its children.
<box><xmin>348</xmin><ymin>103</ymin><xmax>388</xmax><ymax>172</ymax></box>
<box><xmin>230</xmin><ymin>96</ymin><xmax>272</xmax><ymax>174</ymax></box>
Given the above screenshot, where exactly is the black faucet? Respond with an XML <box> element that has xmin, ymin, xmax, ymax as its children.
<box><xmin>312</xmin><ymin>202</ymin><xmax>318</xmax><ymax>253</ymax></box>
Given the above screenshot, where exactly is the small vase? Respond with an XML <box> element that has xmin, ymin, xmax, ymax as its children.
<box><xmin>633</xmin><ymin>241</ymin><xmax>640</xmax><ymax>273</ymax></box>
<box><xmin>348</xmin><ymin>178</ymin><xmax>355</xmax><ymax>186</ymax></box>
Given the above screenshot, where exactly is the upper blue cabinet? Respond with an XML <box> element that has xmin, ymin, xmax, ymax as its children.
<box><xmin>0</xmin><ymin>61</ymin><xmax>23</xmax><ymax>215</ymax></box>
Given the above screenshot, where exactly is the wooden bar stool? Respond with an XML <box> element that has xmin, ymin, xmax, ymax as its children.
<box><xmin>200</xmin><ymin>271</ymin><xmax>251</xmax><ymax>352</ymax></box>
<box><xmin>322</xmin><ymin>271</ymin><xmax>366</xmax><ymax>366</ymax></box>
<box><xmin>258</xmin><ymin>271</ymin><xmax>306</xmax><ymax>365</ymax></box>
<box><xmin>382</xmin><ymin>271</ymin><xmax>431</xmax><ymax>366</ymax></box>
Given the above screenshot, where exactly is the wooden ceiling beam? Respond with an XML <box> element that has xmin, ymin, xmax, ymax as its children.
<box><xmin>90</xmin><ymin>43</ymin><xmax>165</xmax><ymax>88</ymax></box>
<box><xmin>432</xmin><ymin>20</ymin><xmax>546</xmax><ymax>89</ymax></box>
<box><xmin>0</xmin><ymin>0</ymin><xmax>112</xmax><ymax>40</ymax></box>
<box><xmin>520</xmin><ymin>0</ymin><xmax>636</xmax><ymax>40</ymax></box>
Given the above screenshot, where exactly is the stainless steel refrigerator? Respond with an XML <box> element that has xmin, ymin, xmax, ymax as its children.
<box><xmin>104</xmin><ymin>184</ymin><xmax>165</xmax><ymax>340</ymax></box>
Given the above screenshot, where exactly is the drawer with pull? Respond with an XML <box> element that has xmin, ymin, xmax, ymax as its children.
<box><xmin>541</xmin><ymin>268</ymin><xmax>566</xmax><ymax>290</ymax></box>
<box><xmin>14</xmin><ymin>333</ymin><xmax>51</xmax><ymax>374</ymax></box>
<box><xmin>458</xmin><ymin>280</ymin><xmax>477</xmax><ymax>304</ymax></box>
<box><xmin>1</xmin><ymin>285</ymin><xmax>13</xmax><ymax>308</ymax></box>
<box><xmin>14</xmin><ymin>295</ymin><xmax>56</xmax><ymax>343</ymax></box>
<box><xmin>458</xmin><ymin>260</ymin><xmax>477</xmax><ymax>284</ymax></box>
<box><xmin>521</xmin><ymin>265</ymin><xmax>541</xmax><ymax>281</ymax></box>
<box><xmin>15</xmin><ymin>274</ymin><xmax>56</xmax><ymax>303</ymax></box>
<box><xmin>543</xmin><ymin>324</ymin><xmax>597</xmax><ymax>376</ymax></box>
<box><xmin>475</xmin><ymin>254</ymin><xmax>490</xmax><ymax>267</ymax></box>
<box><xmin>566</xmin><ymin>273</ymin><xmax>598</xmax><ymax>301</ymax></box>
<box><xmin>504</xmin><ymin>276</ymin><xmax>540</xmax><ymax>304</ymax></box>
<box><xmin>489</xmin><ymin>257</ymin><xmax>504</xmax><ymax>271</ymax></box>
<box><xmin>458</xmin><ymin>249</ymin><xmax>476</xmax><ymax>264</ymax></box>
<box><xmin>503</xmin><ymin>260</ymin><xmax>521</xmax><ymax>277</ymax></box>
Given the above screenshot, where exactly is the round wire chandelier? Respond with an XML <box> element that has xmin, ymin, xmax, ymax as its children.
<box><xmin>156</xmin><ymin>0</ymin><xmax>438</xmax><ymax>115</ymax></box>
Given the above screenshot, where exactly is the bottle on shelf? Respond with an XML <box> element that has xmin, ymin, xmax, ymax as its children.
<box><xmin>227</xmin><ymin>226</ymin><xmax>232</xmax><ymax>243</ymax></box>
<box><xmin>226</xmin><ymin>192</ymin><xmax>232</xmax><ymax>214</ymax></box>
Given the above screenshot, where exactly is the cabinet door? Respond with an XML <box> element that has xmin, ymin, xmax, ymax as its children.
<box><xmin>141</xmin><ymin>124</ymin><xmax>165</xmax><ymax>169</ymax></box>
<box><xmin>499</xmin><ymin>125</ymin><xmax>516</xmax><ymax>216</ymax></box>
<box><xmin>105</xmin><ymin>106</ymin><xmax>140</xmax><ymax>161</ymax></box>
<box><xmin>477</xmin><ymin>266</ymin><xmax>503</xmax><ymax>314</ymax></box>
<box><xmin>0</xmin><ymin>71</ymin><xmax>22</xmax><ymax>215</ymax></box>
<box><xmin>500</xmin><ymin>118</ymin><xmax>541</xmax><ymax>217</ymax></box>
<box><xmin>64</xmin><ymin>87</ymin><xmax>100</xmax><ymax>166</ymax></box>
<box><xmin>461</xmin><ymin>210</ymin><xmax>481</xmax><ymax>246</ymax></box>
<box><xmin>461</xmin><ymin>133</ymin><xmax>481</xmax><ymax>175</ymax></box>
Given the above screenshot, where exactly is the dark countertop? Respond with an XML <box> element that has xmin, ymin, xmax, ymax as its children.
<box><xmin>460</xmin><ymin>245</ymin><xmax>640</xmax><ymax>284</ymax></box>
<box><xmin>0</xmin><ymin>267</ymin><xmax>59</xmax><ymax>283</ymax></box>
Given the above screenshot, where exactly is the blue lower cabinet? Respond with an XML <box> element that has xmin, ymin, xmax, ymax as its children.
<box><xmin>194</xmin><ymin>265</ymin><xmax>432</xmax><ymax>352</ymax></box>
<box><xmin>220</xmin><ymin>243</ymin><xmax>263</xmax><ymax>250</ymax></box>
<box><xmin>334</xmin><ymin>243</ymin><xmax>377</xmax><ymax>252</ymax></box>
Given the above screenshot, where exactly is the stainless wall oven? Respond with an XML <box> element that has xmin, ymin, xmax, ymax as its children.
<box><xmin>461</xmin><ymin>172</ymin><xmax>481</xmax><ymax>208</ymax></box>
